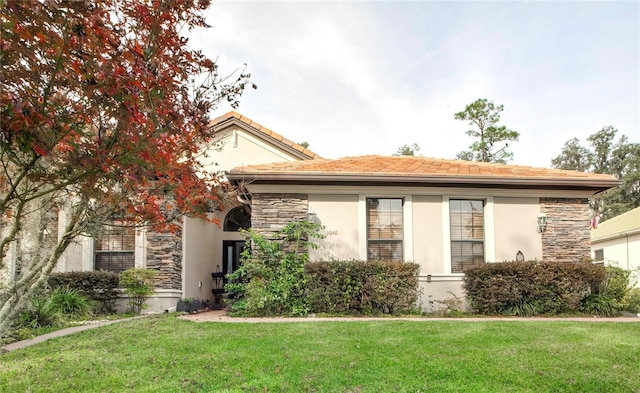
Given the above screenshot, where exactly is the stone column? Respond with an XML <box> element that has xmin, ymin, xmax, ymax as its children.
<box><xmin>145</xmin><ymin>225</ymin><xmax>183</xmax><ymax>290</ymax></box>
<box><xmin>540</xmin><ymin>198</ymin><xmax>591</xmax><ymax>263</ymax></box>
<box><xmin>251</xmin><ymin>193</ymin><xmax>309</xmax><ymax>240</ymax></box>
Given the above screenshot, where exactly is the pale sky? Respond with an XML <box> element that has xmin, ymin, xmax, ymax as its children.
<box><xmin>189</xmin><ymin>1</ymin><xmax>640</xmax><ymax>168</ymax></box>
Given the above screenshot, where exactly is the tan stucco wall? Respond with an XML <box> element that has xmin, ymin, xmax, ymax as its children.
<box><xmin>181</xmin><ymin>125</ymin><xmax>306</xmax><ymax>300</ymax></box>
<box><xmin>412</xmin><ymin>195</ymin><xmax>444</xmax><ymax>274</ymax></box>
<box><xmin>200</xmin><ymin>127</ymin><xmax>300</xmax><ymax>173</ymax></box>
<box><xmin>182</xmin><ymin>215</ymin><xmax>220</xmax><ymax>300</ymax></box>
<box><xmin>183</xmin><ymin>211</ymin><xmax>245</xmax><ymax>300</ymax></box>
<box><xmin>56</xmin><ymin>241</ymin><xmax>84</xmax><ymax>272</ymax></box>
<box><xmin>493</xmin><ymin>197</ymin><xmax>543</xmax><ymax>262</ymax></box>
<box><xmin>309</xmin><ymin>194</ymin><xmax>360</xmax><ymax>261</ymax></box>
<box><xmin>418</xmin><ymin>279</ymin><xmax>466</xmax><ymax>311</ymax></box>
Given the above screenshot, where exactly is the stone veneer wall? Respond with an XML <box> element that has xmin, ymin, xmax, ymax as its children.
<box><xmin>540</xmin><ymin>198</ymin><xmax>591</xmax><ymax>263</ymax></box>
<box><xmin>251</xmin><ymin>193</ymin><xmax>309</xmax><ymax>239</ymax></box>
<box><xmin>146</xmin><ymin>226</ymin><xmax>182</xmax><ymax>290</ymax></box>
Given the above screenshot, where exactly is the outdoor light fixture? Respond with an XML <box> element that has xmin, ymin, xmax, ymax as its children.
<box><xmin>307</xmin><ymin>207</ymin><xmax>317</xmax><ymax>223</ymax></box>
<box><xmin>537</xmin><ymin>214</ymin><xmax>547</xmax><ymax>233</ymax></box>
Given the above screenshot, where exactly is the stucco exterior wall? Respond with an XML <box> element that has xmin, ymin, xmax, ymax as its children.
<box><xmin>493</xmin><ymin>197</ymin><xmax>543</xmax><ymax>262</ymax></box>
<box><xmin>541</xmin><ymin>198</ymin><xmax>591</xmax><ymax>263</ymax></box>
<box><xmin>200</xmin><ymin>127</ymin><xmax>300</xmax><ymax>174</ymax></box>
<box><xmin>308</xmin><ymin>194</ymin><xmax>359</xmax><ymax>261</ymax></box>
<box><xmin>182</xmin><ymin>215</ymin><xmax>220</xmax><ymax>300</ymax></box>
<box><xmin>412</xmin><ymin>195</ymin><xmax>444</xmax><ymax>274</ymax></box>
<box><xmin>592</xmin><ymin>233</ymin><xmax>640</xmax><ymax>281</ymax></box>
<box><xmin>418</xmin><ymin>279</ymin><xmax>466</xmax><ymax>310</ymax></box>
<box><xmin>182</xmin><ymin>211</ymin><xmax>246</xmax><ymax>300</ymax></box>
<box><xmin>177</xmin><ymin>123</ymin><xmax>308</xmax><ymax>303</ymax></box>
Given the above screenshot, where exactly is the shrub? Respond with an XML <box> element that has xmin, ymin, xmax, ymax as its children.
<box><xmin>463</xmin><ymin>261</ymin><xmax>605</xmax><ymax>315</ymax></box>
<box><xmin>625</xmin><ymin>288</ymin><xmax>640</xmax><ymax>314</ymax></box>
<box><xmin>580</xmin><ymin>294</ymin><xmax>619</xmax><ymax>317</ymax></box>
<box><xmin>18</xmin><ymin>295</ymin><xmax>62</xmax><ymax>329</ymax></box>
<box><xmin>227</xmin><ymin>221</ymin><xmax>324</xmax><ymax>316</ymax></box>
<box><xmin>48</xmin><ymin>271</ymin><xmax>120</xmax><ymax>314</ymax></box>
<box><xmin>17</xmin><ymin>286</ymin><xmax>94</xmax><ymax>331</ymax></box>
<box><xmin>120</xmin><ymin>268</ymin><xmax>157</xmax><ymax>314</ymax></box>
<box><xmin>48</xmin><ymin>287</ymin><xmax>94</xmax><ymax>319</ymax></box>
<box><xmin>505</xmin><ymin>299</ymin><xmax>546</xmax><ymax>317</ymax></box>
<box><xmin>599</xmin><ymin>266</ymin><xmax>631</xmax><ymax>308</ymax></box>
<box><xmin>305</xmin><ymin>260</ymin><xmax>421</xmax><ymax>315</ymax></box>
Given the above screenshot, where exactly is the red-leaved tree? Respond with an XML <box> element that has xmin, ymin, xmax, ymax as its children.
<box><xmin>0</xmin><ymin>0</ymin><xmax>253</xmax><ymax>335</ymax></box>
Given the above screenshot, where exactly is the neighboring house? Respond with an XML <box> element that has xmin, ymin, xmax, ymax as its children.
<box><xmin>591</xmin><ymin>206</ymin><xmax>640</xmax><ymax>285</ymax></box>
<box><xmin>2</xmin><ymin>112</ymin><xmax>620</xmax><ymax>311</ymax></box>
<box><xmin>227</xmin><ymin>154</ymin><xmax>619</xmax><ymax>306</ymax></box>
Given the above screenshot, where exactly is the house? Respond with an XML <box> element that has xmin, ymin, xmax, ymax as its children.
<box><xmin>591</xmin><ymin>206</ymin><xmax>640</xmax><ymax>285</ymax></box>
<box><xmin>17</xmin><ymin>112</ymin><xmax>319</xmax><ymax>312</ymax></box>
<box><xmin>227</xmin><ymin>154</ymin><xmax>619</xmax><ymax>306</ymax></box>
<box><xmin>2</xmin><ymin>112</ymin><xmax>620</xmax><ymax>311</ymax></box>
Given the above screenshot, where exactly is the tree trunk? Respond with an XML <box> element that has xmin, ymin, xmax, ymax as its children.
<box><xmin>0</xmin><ymin>199</ymin><xmax>86</xmax><ymax>337</ymax></box>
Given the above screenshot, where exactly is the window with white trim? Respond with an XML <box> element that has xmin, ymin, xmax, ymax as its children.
<box><xmin>95</xmin><ymin>220</ymin><xmax>135</xmax><ymax>273</ymax></box>
<box><xmin>450</xmin><ymin>199</ymin><xmax>485</xmax><ymax>273</ymax></box>
<box><xmin>366</xmin><ymin>198</ymin><xmax>403</xmax><ymax>261</ymax></box>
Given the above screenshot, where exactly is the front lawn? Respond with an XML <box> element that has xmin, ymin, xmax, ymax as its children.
<box><xmin>1</xmin><ymin>314</ymin><xmax>638</xmax><ymax>392</ymax></box>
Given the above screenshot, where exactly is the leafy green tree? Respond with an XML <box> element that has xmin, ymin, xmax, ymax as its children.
<box><xmin>393</xmin><ymin>143</ymin><xmax>421</xmax><ymax>156</ymax></box>
<box><xmin>551</xmin><ymin>126</ymin><xmax>640</xmax><ymax>220</ymax></box>
<box><xmin>549</xmin><ymin>137</ymin><xmax>592</xmax><ymax>172</ymax></box>
<box><xmin>454</xmin><ymin>99</ymin><xmax>520</xmax><ymax>163</ymax></box>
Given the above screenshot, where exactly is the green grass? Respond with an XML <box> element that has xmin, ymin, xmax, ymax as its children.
<box><xmin>1</xmin><ymin>314</ymin><xmax>639</xmax><ymax>392</ymax></box>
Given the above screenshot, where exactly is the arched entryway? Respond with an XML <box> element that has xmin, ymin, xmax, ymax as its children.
<box><xmin>216</xmin><ymin>206</ymin><xmax>251</xmax><ymax>297</ymax></box>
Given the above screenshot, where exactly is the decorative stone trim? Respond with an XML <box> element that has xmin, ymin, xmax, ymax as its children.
<box><xmin>540</xmin><ymin>198</ymin><xmax>590</xmax><ymax>263</ymax></box>
<box><xmin>145</xmin><ymin>226</ymin><xmax>183</xmax><ymax>290</ymax></box>
<box><xmin>251</xmin><ymin>193</ymin><xmax>308</xmax><ymax>240</ymax></box>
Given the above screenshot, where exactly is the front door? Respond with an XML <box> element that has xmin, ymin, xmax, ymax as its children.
<box><xmin>222</xmin><ymin>240</ymin><xmax>245</xmax><ymax>280</ymax></box>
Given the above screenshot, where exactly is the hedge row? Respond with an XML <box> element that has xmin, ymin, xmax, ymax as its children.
<box><xmin>463</xmin><ymin>261</ymin><xmax>605</xmax><ymax>315</ymax></box>
<box><xmin>48</xmin><ymin>270</ymin><xmax>120</xmax><ymax>315</ymax></box>
<box><xmin>305</xmin><ymin>260</ymin><xmax>420</xmax><ymax>315</ymax></box>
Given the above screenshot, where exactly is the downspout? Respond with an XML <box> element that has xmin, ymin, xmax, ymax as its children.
<box><xmin>624</xmin><ymin>232</ymin><xmax>630</xmax><ymax>270</ymax></box>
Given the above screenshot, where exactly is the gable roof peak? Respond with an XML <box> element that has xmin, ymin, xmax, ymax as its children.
<box><xmin>210</xmin><ymin>111</ymin><xmax>319</xmax><ymax>160</ymax></box>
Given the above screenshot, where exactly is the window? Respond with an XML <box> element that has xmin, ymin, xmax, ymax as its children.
<box><xmin>224</xmin><ymin>206</ymin><xmax>251</xmax><ymax>232</ymax></box>
<box><xmin>594</xmin><ymin>249</ymin><xmax>604</xmax><ymax>263</ymax></box>
<box><xmin>367</xmin><ymin>198</ymin><xmax>403</xmax><ymax>261</ymax></box>
<box><xmin>95</xmin><ymin>220</ymin><xmax>135</xmax><ymax>273</ymax></box>
<box><xmin>450</xmin><ymin>199</ymin><xmax>484</xmax><ymax>273</ymax></box>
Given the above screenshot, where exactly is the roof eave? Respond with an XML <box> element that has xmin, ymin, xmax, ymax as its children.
<box><xmin>227</xmin><ymin>172</ymin><xmax>620</xmax><ymax>192</ymax></box>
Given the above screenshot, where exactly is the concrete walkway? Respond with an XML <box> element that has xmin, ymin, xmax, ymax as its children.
<box><xmin>3</xmin><ymin>311</ymin><xmax>637</xmax><ymax>353</ymax></box>
<box><xmin>179</xmin><ymin>310</ymin><xmax>640</xmax><ymax>324</ymax></box>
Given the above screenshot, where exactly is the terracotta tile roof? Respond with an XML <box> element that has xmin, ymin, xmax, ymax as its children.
<box><xmin>210</xmin><ymin>111</ymin><xmax>319</xmax><ymax>159</ymax></box>
<box><xmin>228</xmin><ymin>155</ymin><xmax>620</xmax><ymax>190</ymax></box>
